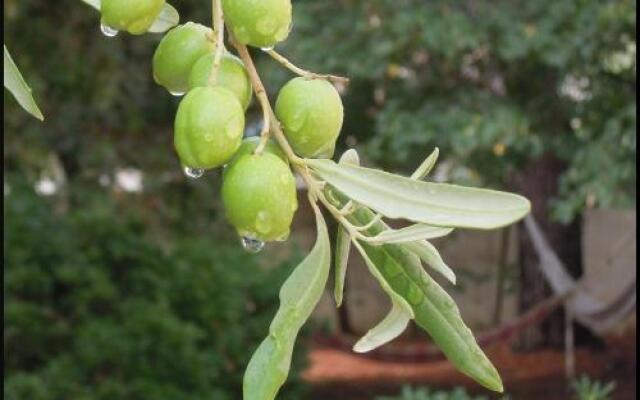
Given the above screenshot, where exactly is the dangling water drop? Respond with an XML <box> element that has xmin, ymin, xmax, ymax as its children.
<box><xmin>183</xmin><ymin>166</ymin><xmax>205</xmax><ymax>179</ymax></box>
<box><xmin>241</xmin><ymin>236</ymin><xmax>265</xmax><ymax>253</ymax></box>
<box><xmin>100</xmin><ymin>23</ymin><xmax>119</xmax><ymax>37</ymax></box>
<box><xmin>170</xmin><ymin>90</ymin><xmax>185</xmax><ymax>97</ymax></box>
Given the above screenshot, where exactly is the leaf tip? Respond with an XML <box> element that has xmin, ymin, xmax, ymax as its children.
<box><xmin>352</xmin><ymin>341</ymin><xmax>370</xmax><ymax>353</ymax></box>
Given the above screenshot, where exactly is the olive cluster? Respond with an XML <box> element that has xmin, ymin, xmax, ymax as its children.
<box><xmin>101</xmin><ymin>0</ymin><xmax>344</xmax><ymax>245</ymax></box>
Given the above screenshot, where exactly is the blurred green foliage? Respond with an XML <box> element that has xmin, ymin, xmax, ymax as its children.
<box><xmin>376</xmin><ymin>385</ymin><xmax>494</xmax><ymax>400</ymax></box>
<box><xmin>278</xmin><ymin>0</ymin><xmax>636</xmax><ymax>223</ymax></box>
<box><xmin>4</xmin><ymin>3</ymin><xmax>309</xmax><ymax>398</ymax></box>
<box><xmin>4</xmin><ymin>179</ymin><xmax>309</xmax><ymax>399</ymax></box>
<box><xmin>572</xmin><ymin>374</ymin><xmax>616</xmax><ymax>400</ymax></box>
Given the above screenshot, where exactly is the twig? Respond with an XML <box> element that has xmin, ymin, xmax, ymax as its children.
<box><xmin>208</xmin><ymin>0</ymin><xmax>225</xmax><ymax>85</ymax></box>
<box><xmin>231</xmin><ymin>39</ymin><xmax>302</xmax><ymax>162</ymax></box>
<box><xmin>231</xmin><ymin>34</ymin><xmax>367</xmax><ymax>245</ymax></box>
<box><xmin>265</xmin><ymin>48</ymin><xmax>349</xmax><ymax>85</ymax></box>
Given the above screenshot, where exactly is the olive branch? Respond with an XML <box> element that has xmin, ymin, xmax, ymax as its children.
<box><xmin>75</xmin><ymin>0</ymin><xmax>531</xmax><ymax>398</ymax></box>
<box><xmin>206</xmin><ymin>2</ymin><xmax>529</xmax><ymax>398</ymax></box>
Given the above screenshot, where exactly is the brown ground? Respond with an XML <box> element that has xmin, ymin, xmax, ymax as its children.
<box><xmin>304</xmin><ymin>341</ymin><xmax>636</xmax><ymax>400</ymax></box>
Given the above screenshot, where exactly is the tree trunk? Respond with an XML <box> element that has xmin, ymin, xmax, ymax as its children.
<box><xmin>511</xmin><ymin>153</ymin><xmax>582</xmax><ymax>350</ymax></box>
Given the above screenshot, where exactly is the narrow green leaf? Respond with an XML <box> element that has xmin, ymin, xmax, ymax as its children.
<box><xmin>307</xmin><ymin>159</ymin><xmax>531</xmax><ymax>229</ymax></box>
<box><xmin>80</xmin><ymin>0</ymin><xmax>179</xmax><ymax>33</ymax></box>
<box><xmin>367</xmin><ymin>223</ymin><xmax>453</xmax><ymax>245</ymax></box>
<box><xmin>4</xmin><ymin>45</ymin><xmax>44</xmax><ymax>121</ymax></box>
<box><xmin>243</xmin><ymin>200</ymin><xmax>331</xmax><ymax>400</ymax></box>
<box><xmin>333</xmin><ymin>148</ymin><xmax>360</xmax><ymax>307</ymax></box>
<box><xmin>352</xmin><ymin>299</ymin><xmax>411</xmax><ymax>353</ymax></box>
<box><xmin>325</xmin><ymin>189</ymin><xmax>503</xmax><ymax>392</ymax></box>
<box><xmin>410</xmin><ymin>147</ymin><xmax>439</xmax><ymax>180</ymax></box>
<box><xmin>352</xmin><ymin>239</ymin><xmax>414</xmax><ymax>352</ymax></box>
<box><xmin>338</xmin><ymin>148</ymin><xmax>360</xmax><ymax>166</ymax></box>
<box><xmin>147</xmin><ymin>4</ymin><xmax>180</xmax><ymax>33</ymax></box>
<box><xmin>367</xmin><ymin>238</ymin><xmax>503</xmax><ymax>392</ymax></box>
<box><xmin>403</xmin><ymin>240</ymin><xmax>456</xmax><ymax>284</ymax></box>
<box><xmin>333</xmin><ymin>225</ymin><xmax>350</xmax><ymax>307</ymax></box>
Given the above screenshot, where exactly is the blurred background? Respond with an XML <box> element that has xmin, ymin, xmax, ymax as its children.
<box><xmin>4</xmin><ymin>0</ymin><xmax>636</xmax><ymax>399</ymax></box>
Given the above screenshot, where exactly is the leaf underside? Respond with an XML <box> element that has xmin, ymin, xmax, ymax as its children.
<box><xmin>307</xmin><ymin>158</ymin><xmax>530</xmax><ymax>229</ymax></box>
<box><xmin>243</xmin><ymin>201</ymin><xmax>331</xmax><ymax>400</ymax></box>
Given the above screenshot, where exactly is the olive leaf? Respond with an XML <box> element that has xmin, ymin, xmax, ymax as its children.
<box><xmin>306</xmin><ymin>158</ymin><xmax>531</xmax><ymax>229</ymax></box>
<box><xmin>340</xmin><ymin>200</ymin><xmax>503</xmax><ymax>392</ymax></box>
<box><xmin>410</xmin><ymin>147</ymin><xmax>439</xmax><ymax>180</ymax></box>
<box><xmin>243</xmin><ymin>200</ymin><xmax>331</xmax><ymax>400</ymax></box>
<box><xmin>333</xmin><ymin>225</ymin><xmax>350</xmax><ymax>307</ymax></box>
<box><xmin>351</xmin><ymin>239</ymin><xmax>414</xmax><ymax>353</ymax></box>
<box><xmin>352</xmin><ymin>294</ymin><xmax>411</xmax><ymax>353</ymax></box>
<box><xmin>333</xmin><ymin>148</ymin><xmax>360</xmax><ymax>307</ymax></box>
<box><xmin>4</xmin><ymin>45</ymin><xmax>44</xmax><ymax>121</ymax></box>
<box><xmin>147</xmin><ymin>4</ymin><xmax>180</xmax><ymax>33</ymax></box>
<box><xmin>366</xmin><ymin>223</ymin><xmax>453</xmax><ymax>245</ymax></box>
<box><xmin>80</xmin><ymin>0</ymin><xmax>179</xmax><ymax>33</ymax></box>
<box><xmin>403</xmin><ymin>240</ymin><xmax>456</xmax><ymax>284</ymax></box>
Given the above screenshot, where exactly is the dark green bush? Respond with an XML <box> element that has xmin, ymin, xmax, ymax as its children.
<box><xmin>4</xmin><ymin>179</ymin><xmax>309</xmax><ymax>400</ymax></box>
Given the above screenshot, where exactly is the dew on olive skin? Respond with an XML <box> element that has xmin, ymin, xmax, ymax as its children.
<box><xmin>100</xmin><ymin>23</ymin><xmax>119</xmax><ymax>37</ymax></box>
<box><xmin>241</xmin><ymin>236</ymin><xmax>265</xmax><ymax>253</ymax></box>
<box><xmin>183</xmin><ymin>166</ymin><xmax>205</xmax><ymax>179</ymax></box>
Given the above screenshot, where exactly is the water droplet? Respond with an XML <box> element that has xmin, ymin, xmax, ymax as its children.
<box><xmin>183</xmin><ymin>166</ymin><xmax>205</xmax><ymax>179</ymax></box>
<box><xmin>241</xmin><ymin>236</ymin><xmax>265</xmax><ymax>253</ymax></box>
<box><xmin>261</xmin><ymin>46</ymin><xmax>274</xmax><ymax>52</ymax></box>
<box><xmin>169</xmin><ymin>90</ymin><xmax>185</xmax><ymax>97</ymax></box>
<box><xmin>100</xmin><ymin>23</ymin><xmax>119</xmax><ymax>37</ymax></box>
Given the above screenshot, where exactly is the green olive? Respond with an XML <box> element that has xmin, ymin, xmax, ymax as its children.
<box><xmin>188</xmin><ymin>53</ymin><xmax>253</xmax><ymax>110</ymax></box>
<box><xmin>101</xmin><ymin>0</ymin><xmax>165</xmax><ymax>35</ymax></box>
<box><xmin>222</xmin><ymin>0</ymin><xmax>292</xmax><ymax>48</ymax></box>
<box><xmin>222</xmin><ymin>152</ymin><xmax>298</xmax><ymax>242</ymax></box>
<box><xmin>275</xmin><ymin>77</ymin><xmax>344</xmax><ymax>158</ymax></box>
<box><xmin>174</xmin><ymin>86</ymin><xmax>245</xmax><ymax>169</ymax></box>
<box><xmin>227</xmin><ymin>136</ymin><xmax>288</xmax><ymax>166</ymax></box>
<box><xmin>152</xmin><ymin>22</ymin><xmax>214</xmax><ymax>94</ymax></box>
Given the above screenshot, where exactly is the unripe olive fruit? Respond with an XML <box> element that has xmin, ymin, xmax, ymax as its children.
<box><xmin>221</xmin><ymin>0</ymin><xmax>292</xmax><ymax>48</ymax></box>
<box><xmin>174</xmin><ymin>86</ymin><xmax>245</xmax><ymax>169</ymax></box>
<box><xmin>188</xmin><ymin>53</ymin><xmax>253</xmax><ymax>110</ymax></box>
<box><xmin>228</xmin><ymin>137</ymin><xmax>288</xmax><ymax>166</ymax></box>
<box><xmin>153</xmin><ymin>22</ymin><xmax>214</xmax><ymax>94</ymax></box>
<box><xmin>275</xmin><ymin>77</ymin><xmax>344</xmax><ymax>158</ymax></box>
<box><xmin>222</xmin><ymin>152</ymin><xmax>298</xmax><ymax>242</ymax></box>
<box><xmin>101</xmin><ymin>0</ymin><xmax>165</xmax><ymax>35</ymax></box>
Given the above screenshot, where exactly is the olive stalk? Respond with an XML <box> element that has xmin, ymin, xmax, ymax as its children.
<box><xmin>264</xmin><ymin>49</ymin><xmax>349</xmax><ymax>85</ymax></box>
<box><xmin>226</xmin><ymin>40</ymin><xmax>373</xmax><ymax>239</ymax></box>
<box><xmin>231</xmin><ymin>39</ymin><xmax>303</xmax><ymax>163</ymax></box>
<box><xmin>208</xmin><ymin>0</ymin><xmax>225</xmax><ymax>85</ymax></box>
<box><xmin>226</xmin><ymin>41</ymin><xmax>365</xmax><ymax>239</ymax></box>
